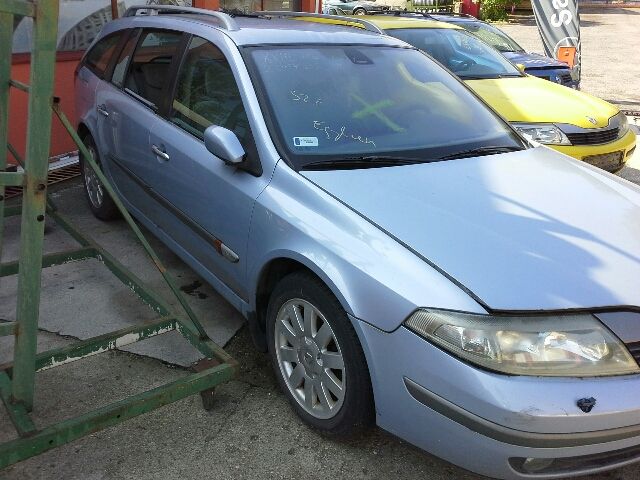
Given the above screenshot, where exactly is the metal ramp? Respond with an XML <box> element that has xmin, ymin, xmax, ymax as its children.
<box><xmin>0</xmin><ymin>0</ymin><xmax>237</xmax><ymax>468</ymax></box>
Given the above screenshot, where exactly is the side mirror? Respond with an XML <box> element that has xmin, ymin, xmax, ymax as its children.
<box><xmin>515</xmin><ymin>63</ymin><xmax>526</xmax><ymax>73</ymax></box>
<box><xmin>203</xmin><ymin>125</ymin><xmax>245</xmax><ymax>165</ymax></box>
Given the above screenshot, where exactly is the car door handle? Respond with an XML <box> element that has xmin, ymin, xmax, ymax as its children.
<box><xmin>151</xmin><ymin>144</ymin><xmax>170</xmax><ymax>161</ymax></box>
<box><xmin>97</xmin><ymin>105</ymin><xmax>109</xmax><ymax>117</ymax></box>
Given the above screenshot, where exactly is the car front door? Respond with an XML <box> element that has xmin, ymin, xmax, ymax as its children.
<box><xmin>146</xmin><ymin>35</ymin><xmax>269</xmax><ymax>300</ymax></box>
<box><xmin>95</xmin><ymin>28</ymin><xmax>185</xmax><ymax>225</ymax></box>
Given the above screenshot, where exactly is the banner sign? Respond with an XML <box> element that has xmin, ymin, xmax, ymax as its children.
<box><xmin>530</xmin><ymin>0</ymin><xmax>581</xmax><ymax>83</ymax></box>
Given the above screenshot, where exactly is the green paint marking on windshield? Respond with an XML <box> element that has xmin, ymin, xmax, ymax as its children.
<box><xmin>350</xmin><ymin>94</ymin><xmax>405</xmax><ymax>133</ymax></box>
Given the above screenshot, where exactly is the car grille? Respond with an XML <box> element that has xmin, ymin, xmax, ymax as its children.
<box><xmin>558</xmin><ymin>72</ymin><xmax>573</xmax><ymax>85</ymax></box>
<box><xmin>566</xmin><ymin>127</ymin><xmax>619</xmax><ymax>145</ymax></box>
<box><xmin>531</xmin><ymin>70</ymin><xmax>573</xmax><ymax>86</ymax></box>
<box><xmin>628</xmin><ymin>341</ymin><xmax>640</xmax><ymax>366</ymax></box>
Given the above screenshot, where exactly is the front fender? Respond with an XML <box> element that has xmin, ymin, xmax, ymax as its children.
<box><xmin>245</xmin><ymin>162</ymin><xmax>483</xmax><ymax>332</ymax></box>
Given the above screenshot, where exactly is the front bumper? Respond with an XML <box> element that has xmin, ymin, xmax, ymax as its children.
<box><xmin>549</xmin><ymin>129</ymin><xmax>636</xmax><ymax>171</ymax></box>
<box><xmin>352</xmin><ymin>316</ymin><xmax>640</xmax><ymax>479</ymax></box>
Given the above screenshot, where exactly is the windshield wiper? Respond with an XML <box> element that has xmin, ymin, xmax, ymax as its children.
<box><xmin>438</xmin><ymin>146</ymin><xmax>522</xmax><ymax>161</ymax></box>
<box><xmin>301</xmin><ymin>156</ymin><xmax>424</xmax><ymax>171</ymax></box>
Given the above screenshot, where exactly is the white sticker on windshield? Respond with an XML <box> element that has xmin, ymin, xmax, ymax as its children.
<box><xmin>293</xmin><ymin>137</ymin><xmax>319</xmax><ymax>147</ymax></box>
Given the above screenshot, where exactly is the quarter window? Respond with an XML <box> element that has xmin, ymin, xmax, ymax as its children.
<box><xmin>84</xmin><ymin>32</ymin><xmax>123</xmax><ymax>77</ymax></box>
<box><xmin>170</xmin><ymin>37</ymin><xmax>249</xmax><ymax>142</ymax></box>
<box><xmin>123</xmin><ymin>30</ymin><xmax>183</xmax><ymax>108</ymax></box>
<box><xmin>111</xmin><ymin>29</ymin><xmax>140</xmax><ymax>87</ymax></box>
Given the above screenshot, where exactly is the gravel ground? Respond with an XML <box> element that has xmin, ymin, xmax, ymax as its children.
<box><xmin>498</xmin><ymin>8</ymin><xmax>640</xmax><ymax>110</ymax></box>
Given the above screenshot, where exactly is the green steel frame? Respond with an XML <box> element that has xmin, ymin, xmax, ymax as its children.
<box><xmin>0</xmin><ymin>0</ymin><xmax>237</xmax><ymax>469</ymax></box>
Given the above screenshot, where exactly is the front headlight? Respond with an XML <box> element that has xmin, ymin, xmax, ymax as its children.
<box><xmin>405</xmin><ymin>309</ymin><xmax>639</xmax><ymax>377</ymax></box>
<box><xmin>615</xmin><ymin>111</ymin><xmax>630</xmax><ymax>139</ymax></box>
<box><xmin>512</xmin><ymin>123</ymin><xmax>571</xmax><ymax>145</ymax></box>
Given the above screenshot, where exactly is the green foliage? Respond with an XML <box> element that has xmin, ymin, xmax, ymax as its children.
<box><xmin>480</xmin><ymin>0</ymin><xmax>511</xmax><ymax>21</ymax></box>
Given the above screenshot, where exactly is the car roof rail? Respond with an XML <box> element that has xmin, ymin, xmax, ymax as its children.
<box><xmin>372</xmin><ymin>10</ymin><xmax>435</xmax><ymax>19</ymax></box>
<box><xmin>123</xmin><ymin>5</ymin><xmax>240</xmax><ymax>31</ymax></box>
<box><xmin>430</xmin><ymin>12</ymin><xmax>476</xmax><ymax>18</ymax></box>
<box><xmin>255</xmin><ymin>11</ymin><xmax>385</xmax><ymax>34</ymax></box>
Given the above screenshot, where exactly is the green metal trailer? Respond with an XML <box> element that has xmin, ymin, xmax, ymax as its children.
<box><xmin>0</xmin><ymin>0</ymin><xmax>237</xmax><ymax>469</ymax></box>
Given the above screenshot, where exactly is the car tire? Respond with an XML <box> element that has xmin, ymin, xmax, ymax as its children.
<box><xmin>266</xmin><ymin>271</ymin><xmax>374</xmax><ymax>436</ymax></box>
<box><xmin>353</xmin><ymin>7</ymin><xmax>366</xmax><ymax>15</ymax></box>
<box><xmin>80</xmin><ymin>134</ymin><xmax>119</xmax><ymax>221</ymax></box>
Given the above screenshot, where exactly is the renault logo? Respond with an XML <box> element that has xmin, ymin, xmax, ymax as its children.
<box><xmin>586</xmin><ymin>116</ymin><xmax>598</xmax><ymax>125</ymax></box>
<box><xmin>577</xmin><ymin>397</ymin><xmax>596</xmax><ymax>413</ymax></box>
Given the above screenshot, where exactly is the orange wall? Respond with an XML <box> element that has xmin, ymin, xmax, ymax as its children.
<box><xmin>9</xmin><ymin>52</ymin><xmax>81</xmax><ymax>166</ymax></box>
<box><xmin>8</xmin><ymin>1</ymin><xmax>323</xmax><ymax>167</ymax></box>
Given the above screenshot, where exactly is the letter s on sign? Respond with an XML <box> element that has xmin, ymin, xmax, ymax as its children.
<box><xmin>551</xmin><ymin>10</ymin><xmax>572</xmax><ymax>27</ymax></box>
<box><xmin>552</xmin><ymin>0</ymin><xmax>569</xmax><ymax>8</ymax></box>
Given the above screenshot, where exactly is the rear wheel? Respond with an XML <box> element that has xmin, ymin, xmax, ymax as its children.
<box><xmin>266</xmin><ymin>272</ymin><xmax>374</xmax><ymax>435</ymax></box>
<box><xmin>353</xmin><ymin>7</ymin><xmax>366</xmax><ymax>15</ymax></box>
<box><xmin>80</xmin><ymin>134</ymin><xmax>119</xmax><ymax>221</ymax></box>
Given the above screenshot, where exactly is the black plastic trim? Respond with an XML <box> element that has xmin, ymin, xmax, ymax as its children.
<box><xmin>109</xmin><ymin>155</ymin><xmax>220</xmax><ymax>250</ymax></box>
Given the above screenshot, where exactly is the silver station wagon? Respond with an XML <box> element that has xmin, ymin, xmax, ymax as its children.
<box><xmin>75</xmin><ymin>7</ymin><xmax>640</xmax><ymax>479</ymax></box>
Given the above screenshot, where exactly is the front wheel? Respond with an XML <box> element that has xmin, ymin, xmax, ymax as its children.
<box><xmin>266</xmin><ymin>272</ymin><xmax>374</xmax><ymax>436</ymax></box>
<box><xmin>353</xmin><ymin>7</ymin><xmax>366</xmax><ymax>15</ymax></box>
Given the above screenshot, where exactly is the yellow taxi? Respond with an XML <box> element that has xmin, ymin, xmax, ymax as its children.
<box><xmin>292</xmin><ymin>14</ymin><xmax>636</xmax><ymax>171</ymax></box>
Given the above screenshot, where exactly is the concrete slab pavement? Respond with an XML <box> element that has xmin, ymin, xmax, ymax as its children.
<box><xmin>0</xmin><ymin>183</ymin><xmax>245</xmax><ymax>368</ymax></box>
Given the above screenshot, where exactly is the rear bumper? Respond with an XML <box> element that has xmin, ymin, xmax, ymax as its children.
<box><xmin>352</xmin><ymin>316</ymin><xmax>640</xmax><ymax>479</ymax></box>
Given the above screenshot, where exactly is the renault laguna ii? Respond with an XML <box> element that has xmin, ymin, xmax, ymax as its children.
<box><xmin>76</xmin><ymin>8</ymin><xmax>640</xmax><ymax>479</ymax></box>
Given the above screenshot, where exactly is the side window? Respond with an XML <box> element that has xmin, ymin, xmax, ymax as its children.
<box><xmin>84</xmin><ymin>32</ymin><xmax>123</xmax><ymax>77</ymax></box>
<box><xmin>170</xmin><ymin>37</ymin><xmax>249</xmax><ymax>143</ymax></box>
<box><xmin>111</xmin><ymin>29</ymin><xmax>140</xmax><ymax>87</ymax></box>
<box><xmin>123</xmin><ymin>30</ymin><xmax>183</xmax><ymax>108</ymax></box>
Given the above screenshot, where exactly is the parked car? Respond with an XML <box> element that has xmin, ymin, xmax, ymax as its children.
<box><xmin>323</xmin><ymin>0</ymin><xmax>389</xmax><ymax>15</ymax></box>
<box><xmin>429</xmin><ymin>12</ymin><xmax>580</xmax><ymax>89</ymax></box>
<box><xmin>339</xmin><ymin>15</ymin><xmax>635</xmax><ymax>171</ymax></box>
<box><xmin>77</xmin><ymin>7</ymin><xmax>640</xmax><ymax>480</ymax></box>
<box><xmin>322</xmin><ymin>5</ymin><xmax>350</xmax><ymax>15</ymax></box>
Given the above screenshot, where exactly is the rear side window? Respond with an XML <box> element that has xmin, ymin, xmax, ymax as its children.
<box><xmin>84</xmin><ymin>32</ymin><xmax>123</xmax><ymax>78</ymax></box>
<box><xmin>123</xmin><ymin>30</ymin><xmax>183</xmax><ymax>109</ymax></box>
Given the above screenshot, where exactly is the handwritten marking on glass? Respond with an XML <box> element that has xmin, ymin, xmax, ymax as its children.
<box><xmin>313</xmin><ymin>121</ymin><xmax>376</xmax><ymax>148</ymax></box>
<box><xmin>291</xmin><ymin>90</ymin><xmax>323</xmax><ymax>106</ymax></box>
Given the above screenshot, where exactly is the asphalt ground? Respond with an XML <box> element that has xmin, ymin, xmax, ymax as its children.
<box><xmin>2</xmin><ymin>9</ymin><xmax>640</xmax><ymax>480</ymax></box>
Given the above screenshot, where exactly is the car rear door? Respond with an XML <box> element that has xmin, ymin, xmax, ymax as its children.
<box><xmin>94</xmin><ymin>28</ymin><xmax>186</xmax><ymax>225</ymax></box>
<box><xmin>75</xmin><ymin>31</ymin><xmax>126</xmax><ymax>145</ymax></box>
<box><xmin>145</xmin><ymin>34</ymin><xmax>269</xmax><ymax>300</ymax></box>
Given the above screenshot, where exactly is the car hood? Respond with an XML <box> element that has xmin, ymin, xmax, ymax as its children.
<box><xmin>502</xmin><ymin>51</ymin><xmax>568</xmax><ymax>69</ymax></box>
<box><xmin>301</xmin><ymin>147</ymin><xmax>640</xmax><ymax>311</ymax></box>
<box><xmin>465</xmin><ymin>76</ymin><xmax>619</xmax><ymax>128</ymax></box>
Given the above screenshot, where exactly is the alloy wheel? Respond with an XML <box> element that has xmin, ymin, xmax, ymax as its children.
<box><xmin>83</xmin><ymin>146</ymin><xmax>104</xmax><ymax>208</ymax></box>
<box><xmin>274</xmin><ymin>298</ymin><xmax>346</xmax><ymax>419</ymax></box>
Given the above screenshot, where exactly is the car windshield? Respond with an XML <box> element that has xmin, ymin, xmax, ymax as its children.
<box><xmin>388</xmin><ymin>28</ymin><xmax>523</xmax><ymax>80</ymax></box>
<box><xmin>458</xmin><ymin>21</ymin><xmax>525</xmax><ymax>53</ymax></box>
<box><xmin>245</xmin><ymin>45</ymin><xmax>524</xmax><ymax>170</ymax></box>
